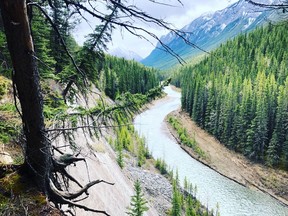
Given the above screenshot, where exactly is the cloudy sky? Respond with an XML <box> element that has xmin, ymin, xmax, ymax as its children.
<box><xmin>73</xmin><ymin>0</ymin><xmax>238</xmax><ymax>58</ymax></box>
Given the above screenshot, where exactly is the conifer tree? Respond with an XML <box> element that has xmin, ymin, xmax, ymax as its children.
<box><xmin>0</xmin><ymin>0</ymin><xmax>195</xmax><ymax>213</ymax></box>
<box><xmin>171</xmin><ymin>179</ymin><xmax>182</xmax><ymax>216</ymax></box>
<box><xmin>31</xmin><ymin>9</ymin><xmax>56</xmax><ymax>78</ymax></box>
<box><xmin>180</xmin><ymin>21</ymin><xmax>288</xmax><ymax>168</ymax></box>
<box><xmin>127</xmin><ymin>179</ymin><xmax>149</xmax><ymax>216</ymax></box>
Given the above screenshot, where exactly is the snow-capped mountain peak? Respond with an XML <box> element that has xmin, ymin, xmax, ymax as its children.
<box><xmin>109</xmin><ymin>47</ymin><xmax>143</xmax><ymax>62</ymax></box>
<box><xmin>142</xmin><ymin>0</ymin><xmax>274</xmax><ymax>69</ymax></box>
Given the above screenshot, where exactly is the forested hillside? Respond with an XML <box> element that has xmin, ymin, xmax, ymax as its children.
<box><xmin>1</xmin><ymin>10</ymin><xmax>159</xmax><ymax>101</ymax></box>
<box><xmin>100</xmin><ymin>55</ymin><xmax>158</xmax><ymax>100</ymax></box>
<box><xmin>0</xmin><ymin>3</ymin><xmax>161</xmax><ymax>214</ymax></box>
<box><xmin>142</xmin><ymin>0</ymin><xmax>271</xmax><ymax>70</ymax></box>
<box><xmin>181</xmin><ymin>22</ymin><xmax>288</xmax><ymax>169</ymax></box>
<box><xmin>0</xmin><ymin>10</ymin><xmax>159</xmax><ymax>148</ymax></box>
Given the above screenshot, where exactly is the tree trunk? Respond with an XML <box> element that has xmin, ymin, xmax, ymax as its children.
<box><xmin>0</xmin><ymin>0</ymin><xmax>51</xmax><ymax>194</ymax></box>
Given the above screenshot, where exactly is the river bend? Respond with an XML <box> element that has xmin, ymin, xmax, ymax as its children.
<box><xmin>134</xmin><ymin>86</ymin><xmax>288</xmax><ymax>216</ymax></box>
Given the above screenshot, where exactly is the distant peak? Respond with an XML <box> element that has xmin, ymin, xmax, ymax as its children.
<box><xmin>142</xmin><ymin>0</ymin><xmax>271</xmax><ymax>69</ymax></box>
<box><xmin>201</xmin><ymin>11</ymin><xmax>214</xmax><ymax>19</ymax></box>
<box><xmin>109</xmin><ymin>47</ymin><xmax>143</xmax><ymax>62</ymax></box>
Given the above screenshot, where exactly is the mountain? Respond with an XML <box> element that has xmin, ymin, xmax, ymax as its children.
<box><xmin>109</xmin><ymin>47</ymin><xmax>143</xmax><ymax>62</ymax></box>
<box><xmin>141</xmin><ymin>0</ymin><xmax>273</xmax><ymax>70</ymax></box>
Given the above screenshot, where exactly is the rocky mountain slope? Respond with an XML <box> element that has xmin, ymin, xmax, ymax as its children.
<box><xmin>142</xmin><ymin>0</ymin><xmax>273</xmax><ymax>69</ymax></box>
<box><xmin>0</xmin><ymin>81</ymin><xmax>169</xmax><ymax>215</ymax></box>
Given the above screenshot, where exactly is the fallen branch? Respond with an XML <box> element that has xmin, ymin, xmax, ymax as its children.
<box><xmin>50</xmin><ymin>178</ymin><xmax>114</xmax><ymax>200</ymax></box>
<box><xmin>49</xmin><ymin>179</ymin><xmax>113</xmax><ymax>216</ymax></box>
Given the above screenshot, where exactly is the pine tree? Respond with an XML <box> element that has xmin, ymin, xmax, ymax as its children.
<box><xmin>171</xmin><ymin>179</ymin><xmax>182</xmax><ymax>216</ymax></box>
<box><xmin>127</xmin><ymin>179</ymin><xmax>149</xmax><ymax>216</ymax></box>
<box><xmin>31</xmin><ymin>9</ymin><xmax>56</xmax><ymax>78</ymax></box>
<box><xmin>180</xmin><ymin>22</ymin><xmax>288</xmax><ymax>168</ymax></box>
<box><xmin>185</xmin><ymin>196</ymin><xmax>197</xmax><ymax>216</ymax></box>
<box><xmin>49</xmin><ymin>0</ymin><xmax>73</xmax><ymax>74</ymax></box>
<box><xmin>271</xmin><ymin>77</ymin><xmax>288</xmax><ymax>168</ymax></box>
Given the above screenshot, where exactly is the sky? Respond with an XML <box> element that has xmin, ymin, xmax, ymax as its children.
<box><xmin>73</xmin><ymin>0</ymin><xmax>239</xmax><ymax>58</ymax></box>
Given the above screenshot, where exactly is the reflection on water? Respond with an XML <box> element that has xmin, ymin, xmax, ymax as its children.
<box><xmin>134</xmin><ymin>86</ymin><xmax>288</xmax><ymax>216</ymax></box>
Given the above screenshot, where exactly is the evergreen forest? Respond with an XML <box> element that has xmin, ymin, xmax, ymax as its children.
<box><xmin>0</xmin><ymin>3</ymin><xmax>163</xmax><ymax>214</ymax></box>
<box><xmin>0</xmin><ymin>10</ymin><xmax>159</xmax><ymax>102</ymax></box>
<box><xmin>1</xmin><ymin>0</ymin><xmax>288</xmax><ymax>214</ymax></box>
<box><xmin>181</xmin><ymin>22</ymin><xmax>288</xmax><ymax>169</ymax></box>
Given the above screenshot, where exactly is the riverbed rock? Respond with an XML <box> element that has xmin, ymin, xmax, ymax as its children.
<box><xmin>124</xmin><ymin>158</ymin><xmax>172</xmax><ymax>215</ymax></box>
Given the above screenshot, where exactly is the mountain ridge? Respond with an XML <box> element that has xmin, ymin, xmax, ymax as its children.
<box><xmin>109</xmin><ymin>47</ymin><xmax>143</xmax><ymax>62</ymax></box>
<box><xmin>141</xmin><ymin>0</ymin><xmax>272</xmax><ymax>70</ymax></box>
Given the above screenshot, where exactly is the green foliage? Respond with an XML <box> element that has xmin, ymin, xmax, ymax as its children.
<box><xmin>0</xmin><ymin>31</ymin><xmax>11</xmax><ymax>78</ymax></box>
<box><xmin>0</xmin><ymin>171</ymin><xmax>50</xmax><ymax>215</ymax></box>
<box><xmin>0</xmin><ymin>103</ymin><xmax>16</xmax><ymax>112</ymax></box>
<box><xmin>113</xmin><ymin>123</ymin><xmax>151</xmax><ymax>168</ymax></box>
<box><xmin>40</xmin><ymin>81</ymin><xmax>68</xmax><ymax>122</ymax></box>
<box><xmin>0</xmin><ymin>77</ymin><xmax>20</xmax><ymax>145</ymax></box>
<box><xmin>0</xmin><ymin>102</ymin><xmax>20</xmax><ymax>145</ymax></box>
<box><xmin>0</xmin><ymin>76</ymin><xmax>9</xmax><ymax>99</ymax></box>
<box><xmin>169</xmin><ymin>174</ymin><xmax>213</xmax><ymax>216</ymax></box>
<box><xmin>117</xmin><ymin>147</ymin><xmax>124</xmax><ymax>169</ymax></box>
<box><xmin>168</xmin><ymin>116</ymin><xmax>205</xmax><ymax>158</ymax></box>
<box><xmin>49</xmin><ymin>0</ymin><xmax>76</xmax><ymax>75</ymax></box>
<box><xmin>31</xmin><ymin>10</ymin><xmax>56</xmax><ymax>78</ymax></box>
<box><xmin>137</xmin><ymin>137</ymin><xmax>150</xmax><ymax>167</ymax></box>
<box><xmin>171</xmin><ymin>179</ymin><xmax>182</xmax><ymax>216</ymax></box>
<box><xmin>100</xmin><ymin>55</ymin><xmax>159</xmax><ymax>100</ymax></box>
<box><xmin>121</xmin><ymin>127</ymin><xmax>132</xmax><ymax>150</ymax></box>
<box><xmin>155</xmin><ymin>158</ymin><xmax>168</xmax><ymax>175</ymax></box>
<box><xmin>181</xmin><ymin>22</ymin><xmax>288</xmax><ymax>169</ymax></box>
<box><xmin>127</xmin><ymin>179</ymin><xmax>149</xmax><ymax>216</ymax></box>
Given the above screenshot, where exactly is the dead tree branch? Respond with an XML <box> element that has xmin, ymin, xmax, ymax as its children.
<box><xmin>245</xmin><ymin>0</ymin><xmax>288</xmax><ymax>10</ymax></box>
<box><xmin>62</xmin><ymin>0</ymin><xmax>208</xmax><ymax>64</ymax></box>
<box><xmin>49</xmin><ymin>179</ymin><xmax>112</xmax><ymax>215</ymax></box>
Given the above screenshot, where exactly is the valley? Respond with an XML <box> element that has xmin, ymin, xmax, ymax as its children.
<box><xmin>167</xmin><ymin>109</ymin><xmax>288</xmax><ymax>207</ymax></box>
<box><xmin>1</xmin><ymin>0</ymin><xmax>288</xmax><ymax>215</ymax></box>
<box><xmin>135</xmin><ymin>86</ymin><xmax>288</xmax><ymax>216</ymax></box>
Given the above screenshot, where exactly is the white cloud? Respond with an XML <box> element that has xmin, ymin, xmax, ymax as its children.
<box><xmin>74</xmin><ymin>0</ymin><xmax>238</xmax><ymax>58</ymax></box>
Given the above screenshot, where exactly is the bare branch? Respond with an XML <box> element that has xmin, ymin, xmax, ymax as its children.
<box><xmin>245</xmin><ymin>0</ymin><xmax>288</xmax><ymax>11</ymax></box>
<box><xmin>62</xmin><ymin>0</ymin><xmax>208</xmax><ymax>64</ymax></box>
<box><xmin>147</xmin><ymin>0</ymin><xmax>183</xmax><ymax>7</ymax></box>
<box><xmin>49</xmin><ymin>179</ymin><xmax>112</xmax><ymax>215</ymax></box>
<box><xmin>52</xmin><ymin>179</ymin><xmax>114</xmax><ymax>200</ymax></box>
<box><xmin>46</xmin><ymin>123</ymin><xmax>133</xmax><ymax>132</ymax></box>
<box><xmin>58</xmin><ymin>166</ymin><xmax>83</xmax><ymax>188</ymax></box>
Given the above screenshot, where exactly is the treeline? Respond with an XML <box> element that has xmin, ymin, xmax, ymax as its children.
<box><xmin>0</xmin><ymin>7</ymin><xmax>158</xmax><ymax>101</ymax></box>
<box><xmin>181</xmin><ymin>22</ymin><xmax>288</xmax><ymax>169</ymax></box>
<box><xmin>100</xmin><ymin>55</ymin><xmax>158</xmax><ymax>100</ymax></box>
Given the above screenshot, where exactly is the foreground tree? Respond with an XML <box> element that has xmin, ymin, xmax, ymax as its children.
<box><xmin>0</xmin><ymin>0</ymin><xmax>51</xmax><ymax>194</ymax></box>
<box><xmin>0</xmin><ymin>0</ymin><xmax>201</xmax><ymax>214</ymax></box>
<box><xmin>127</xmin><ymin>179</ymin><xmax>148</xmax><ymax>216</ymax></box>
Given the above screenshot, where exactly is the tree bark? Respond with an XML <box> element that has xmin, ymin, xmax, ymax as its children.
<box><xmin>0</xmin><ymin>0</ymin><xmax>51</xmax><ymax>194</ymax></box>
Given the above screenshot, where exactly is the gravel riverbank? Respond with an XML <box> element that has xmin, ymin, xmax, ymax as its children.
<box><xmin>124</xmin><ymin>155</ymin><xmax>172</xmax><ymax>215</ymax></box>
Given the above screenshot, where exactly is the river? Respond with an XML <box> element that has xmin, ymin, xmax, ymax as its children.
<box><xmin>134</xmin><ymin>86</ymin><xmax>288</xmax><ymax>216</ymax></box>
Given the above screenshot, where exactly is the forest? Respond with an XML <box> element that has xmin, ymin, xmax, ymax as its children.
<box><xmin>0</xmin><ymin>6</ymin><xmax>160</xmax><ymax>153</ymax></box>
<box><xmin>0</xmin><ymin>1</ymin><xmax>165</xmax><ymax>214</ymax></box>
<box><xmin>1</xmin><ymin>0</ymin><xmax>288</xmax><ymax>214</ymax></box>
<box><xmin>0</xmin><ymin>10</ymin><xmax>159</xmax><ymax>101</ymax></box>
<box><xmin>181</xmin><ymin>22</ymin><xmax>288</xmax><ymax>169</ymax></box>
